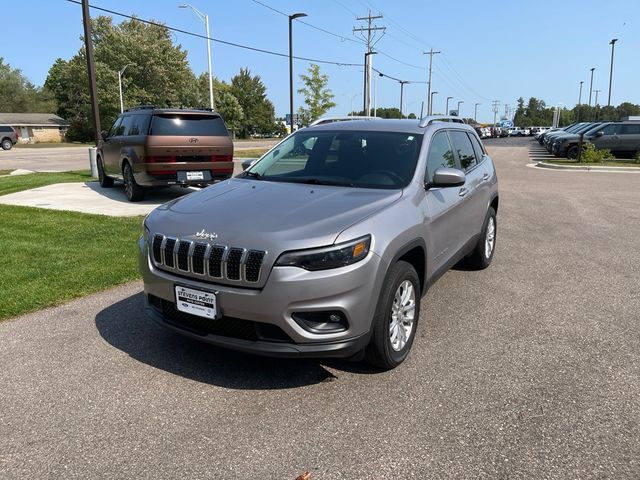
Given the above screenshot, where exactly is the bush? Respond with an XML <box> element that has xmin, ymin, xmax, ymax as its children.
<box><xmin>579</xmin><ymin>143</ymin><xmax>615</xmax><ymax>163</ymax></box>
<box><xmin>634</xmin><ymin>152</ymin><xmax>640</xmax><ymax>164</ymax></box>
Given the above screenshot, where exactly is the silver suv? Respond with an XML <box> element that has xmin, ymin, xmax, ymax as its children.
<box><xmin>139</xmin><ymin>117</ymin><xmax>499</xmax><ymax>369</ymax></box>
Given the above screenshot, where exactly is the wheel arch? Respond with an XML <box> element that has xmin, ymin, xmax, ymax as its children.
<box><xmin>387</xmin><ymin>238</ymin><xmax>428</xmax><ymax>297</ymax></box>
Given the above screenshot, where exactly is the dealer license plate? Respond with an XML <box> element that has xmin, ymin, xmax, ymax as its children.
<box><xmin>186</xmin><ymin>171</ymin><xmax>205</xmax><ymax>181</ymax></box>
<box><xmin>175</xmin><ymin>285</ymin><xmax>217</xmax><ymax>319</ymax></box>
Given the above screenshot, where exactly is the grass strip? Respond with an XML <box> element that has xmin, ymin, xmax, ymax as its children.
<box><xmin>545</xmin><ymin>159</ymin><xmax>640</xmax><ymax>168</ymax></box>
<box><xmin>234</xmin><ymin>148</ymin><xmax>269</xmax><ymax>158</ymax></box>
<box><xmin>0</xmin><ymin>205</ymin><xmax>142</xmax><ymax>321</ymax></box>
<box><xmin>0</xmin><ymin>170</ymin><xmax>93</xmax><ymax>196</ymax></box>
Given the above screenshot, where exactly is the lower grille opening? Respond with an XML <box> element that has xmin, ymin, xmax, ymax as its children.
<box><xmin>159</xmin><ymin>299</ymin><xmax>293</xmax><ymax>343</ymax></box>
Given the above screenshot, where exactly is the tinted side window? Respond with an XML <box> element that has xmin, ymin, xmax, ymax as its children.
<box><xmin>449</xmin><ymin>130</ymin><xmax>477</xmax><ymax>171</ymax></box>
<box><xmin>425</xmin><ymin>131</ymin><xmax>456</xmax><ymax>182</ymax></box>
<box><xmin>107</xmin><ymin>117</ymin><xmax>122</xmax><ymax>137</ymax></box>
<box><xmin>127</xmin><ymin>114</ymin><xmax>151</xmax><ymax>136</ymax></box>
<box><xmin>600</xmin><ymin>124</ymin><xmax>621</xmax><ymax>135</ymax></box>
<box><xmin>150</xmin><ymin>115</ymin><xmax>228</xmax><ymax>136</ymax></box>
<box><xmin>116</xmin><ymin>115</ymin><xmax>134</xmax><ymax>136</ymax></box>
<box><xmin>468</xmin><ymin>133</ymin><xmax>485</xmax><ymax>163</ymax></box>
<box><xmin>0</xmin><ymin>126</ymin><xmax>12</xmax><ymax>132</ymax></box>
<box><xmin>621</xmin><ymin>124</ymin><xmax>640</xmax><ymax>135</ymax></box>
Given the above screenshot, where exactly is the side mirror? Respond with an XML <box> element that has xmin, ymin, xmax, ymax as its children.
<box><xmin>595</xmin><ymin>131</ymin><xmax>604</xmax><ymax>137</ymax></box>
<box><xmin>100</xmin><ymin>130</ymin><xmax>108</xmax><ymax>140</ymax></box>
<box><xmin>242</xmin><ymin>159</ymin><xmax>257</xmax><ymax>171</ymax></box>
<box><xmin>427</xmin><ymin>167</ymin><xmax>466</xmax><ymax>188</ymax></box>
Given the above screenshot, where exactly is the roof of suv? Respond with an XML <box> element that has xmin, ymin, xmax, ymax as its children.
<box><xmin>123</xmin><ymin>106</ymin><xmax>221</xmax><ymax>117</ymax></box>
<box><xmin>307</xmin><ymin>117</ymin><xmax>473</xmax><ymax>135</ymax></box>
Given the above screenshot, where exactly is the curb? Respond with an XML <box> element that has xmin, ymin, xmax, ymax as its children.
<box><xmin>534</xmin><ymin>161</ymin><xmax>640</xmax><ymax>173</ymax></box>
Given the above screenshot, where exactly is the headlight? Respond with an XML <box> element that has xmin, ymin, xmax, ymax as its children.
<box><xmin>275</xmin><ymin>235</ymin><xmax>371</xmax><ymax>271</ymax></box>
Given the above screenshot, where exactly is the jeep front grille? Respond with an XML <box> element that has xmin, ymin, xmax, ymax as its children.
<box><xmin>151</xmin><ymin>234</ymin><xmax>266</xmax><ymax>283</ymax></box>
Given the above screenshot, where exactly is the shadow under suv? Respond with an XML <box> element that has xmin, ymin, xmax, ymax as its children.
<box><xmin>139</xmin><ymin>117</ymin><xmax>499</xmax><ymax>369</ymax></box>
<box><xmin>97</xmin><ymin>106</ymin><xmax>234</xmax><ymax>201</ymax></box>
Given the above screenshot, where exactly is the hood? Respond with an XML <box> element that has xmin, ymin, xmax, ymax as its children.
<box><xmin>146</xmin><ymin>177</ymin><xmax>402</xmax><ymax>254</ymax></box>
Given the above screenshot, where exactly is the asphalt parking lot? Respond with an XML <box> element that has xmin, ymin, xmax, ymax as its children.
<box><xmin>1</xmin><ymin>140</ymin><xmax>639</xmax><ymax>479</ymax></box>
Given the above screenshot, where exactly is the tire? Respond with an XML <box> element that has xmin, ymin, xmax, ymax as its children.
<box><xmin>97</xmin><ymin>156</ymin><xmax>114</xmax><ymax>188</ymax></box>
<box><xmin>123</xmin><ymin>162</ymin><xmax>145</xmax><ymax>202</ymax></box>
<box><xmin>1</xmin><ymin>139</ymin><xmax>12</xmax><ymax>150</ymax></box>
<box><xmin>466</xmin><ymin>207</ymin><xmax>497</xmax><ymax>270</ymax></box>
<box><xmin>365</xmin><ymin>261</ymin><xmax>421</xmax><ymax>370</ymax></box>
<box><xmin>566</xmin><ymin>145</ymin><xmax>579</xmax><ymax>160</ymax></box>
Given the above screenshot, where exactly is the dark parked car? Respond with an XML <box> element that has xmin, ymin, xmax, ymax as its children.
<box><xmin>553</xmin><ymin>121</ymin><xmax>640</xmax><ymax>158</ymax></box>
<box><xmin>0</xmin><ymin>126</ymin><xmax>18</xmax><ymax>150</ymax></box>
<box><xmin>97</xmin><ymin>106</ymin><xmax>234</xmax><ymax>201</ymax></box>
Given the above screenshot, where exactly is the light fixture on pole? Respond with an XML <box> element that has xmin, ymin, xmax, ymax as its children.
<box><xmin>430</xmin><ymin>91</ymin><xmax>438</xmax><ymax>115</ymax></box>
<box><xmin>474</xmin><ymin>103</ymin><xmax>481</xmax><ymax>122</ymax></box>
<box><xmin>445</xmin><ymin>96</ymin><xmax>453</xmax><ymax>116</ymax></box>
<box><xmin>607</xmin><ymin>38</ymin><xmax>618</xmax><ymax>106</ymax></box>
<box><xmin>179</xmin><ymin>4</ymin><xmax>215</xmax><ymax>110</ymax></box>
<box><xmin>457</xmin><ymin>100</ymin><xmax>464</xmax><ymax>117</ymax></box>
<box><xmin>288</xmin><ymin>12</ymin><xmax>307</xmax><ymax>132</ymax></box>
<box><xmin>588</xmin><ymin>67</ymin><xmax>595</xmax><ymax>107</ymax></box>
<box><xmin>399</xmin><ymin>80</ymin><xmax>409</xmax><ymax>118</ymax></box>
<box><xmin>118</xmin><ymin>63</ymin><xmax>133</xmax><ymax>113</ymax></box>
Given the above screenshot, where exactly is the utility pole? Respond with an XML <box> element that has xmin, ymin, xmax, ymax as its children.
<box><xmin>399</xmin><ymin>80</ymin><xmax>409</xmax><ymax>117</ymax></box>
<box><xmin>353</xmin><ymin>11</ymin><xmax>385</xmax><ymax>115</ymax></box>
<box><xmin>423</xmin><ymin>49</ymin><xmax>440</xmax><ymax>115</ymax></box>
<box><xmin>81</xmin><ymin>0</ymin><xmax>101</xmax><ymax>144</ymax></box>
<box><xmin>491</xmin><ymin>100</ymin><xmax>500</xmax><ymax>126</ymax></box>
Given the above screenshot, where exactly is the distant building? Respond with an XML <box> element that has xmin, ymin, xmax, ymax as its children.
<box><xmin>0</xmin><ymin>113</ymin><xmax>69</xmax><ymax>143</ymax></box>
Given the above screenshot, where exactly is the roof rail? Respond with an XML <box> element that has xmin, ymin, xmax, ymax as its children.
<box><xmin>418</xmin><ymin>115</ymin><xmax>466</xmax><ymax>128</ymax></box>
<box><xmin>124</xmin><ymin>105</ymin><xmax>155</xmax><ymax>112</ymax></box>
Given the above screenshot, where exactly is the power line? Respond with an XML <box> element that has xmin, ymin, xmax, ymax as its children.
<box><xmin>64</xmin><ymin>0</ymin><xmax>363</xmax><ymax>67</ymax></box>
<box><xmin>353</xmin><ymin>10</ymin><xmax>386</xmax><ymax>114</ymax></box>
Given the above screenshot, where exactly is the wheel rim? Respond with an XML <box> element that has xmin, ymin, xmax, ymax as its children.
<box><xmin>485</xmin><ymin>216</ymin><xmax>496</xmax><ymax>259</ymax></box>
<box><xmin>389</xmin><ymin>280</ymin><xmax>416</xmax><ymax>352</ymax></box>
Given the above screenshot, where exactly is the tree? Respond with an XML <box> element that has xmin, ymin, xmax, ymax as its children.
<box><xmin>296</xmin><ymin>64</ymin><xmax>336</xmax><ymax>125</ymax></box>
<box><xmin>0</xmin><ymin>57</ymin><xmax>56</xmax><ymax>113</ymax></box>
<box><xmin>195</xmin><ymin>74</ymin><xmax>244</xmax><ymax>137</ymax></box>
<box><xmin>230</xmin><ymin>68</ymin><xmax>275</xmax><ymax>138</ymax></box>
<box><xmin>45</xmin><ymin>16</ymin><xmax>200</xmax><ymax>141</ymax></box>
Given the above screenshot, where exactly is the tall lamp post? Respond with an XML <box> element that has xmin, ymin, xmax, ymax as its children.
<box><xmin>118</xmin><ymin>63</ymin><xmax>132</xmax><ymax>113</ymax></box>
<box><xmin>474</xmin><ymin>102</ymin><xmax>481</xmax><ymax>122</ymax></box>
<box><xmin>399</xmin><ymin>80</ymin><xmax>409</xmax><ymax>117</ymax></box>
<box><xmin>179</xmin><ymin>4</ymin><xmax>215</xmax><ymax>110</ymax></box>
<box><xmin>445</xmin><ymin>96</ymin><xmax>453</xmax><ymax>116</ymax></box>
<box><xmin>607</xmin><ymin>38</ymin><xmax>618</xmax><ymax>106</ymax></box>
<box><xmin>588</xmin><ymin>67</ymin><xmax>595</xmax><ymax>107</ymax></box>
<box><xmin>578</xmin><ymin>81</ymin><xmax>584</xmax><ymax>105</ymax></box>
<box><xmin>288</xmin><ymin>12</ymin><xmax>307</xmax><ymax>132</ymax></box>
<box><xmin>457</xmin><ymin>100</ymin><xmax>464</xmax><ymax>117</ymax></box>
<box><xmin>430</xmin><ymin>91</ymin><xmax>438</xmax><ymax>115</ymax></box>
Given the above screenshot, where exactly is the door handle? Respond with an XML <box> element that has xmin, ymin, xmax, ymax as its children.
<box><xmin>458</xmin><ymin>187</ymin><xmax>468</xmax><ymax>197</ymax></box>
<box><xmin>482</xmin><ymin>173</ymin><xmax>490</xmax><ymax>181</ymax></box>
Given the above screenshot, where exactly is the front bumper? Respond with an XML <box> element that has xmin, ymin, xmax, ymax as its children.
<box><xmin>139</xmin><ymin>237</ymin><xmax>386</xmax><ymax>358</ymax></box>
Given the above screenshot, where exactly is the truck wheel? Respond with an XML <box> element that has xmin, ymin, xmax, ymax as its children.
<box><xmin>365</xmin><ymin>261</ymin><xmax>421</xmax><ymax>370</ymax></box>
<box><xmin>97</xmin><ymin>156</ymin><xmax>114</xmax><ymax>188</ymax></box>
<box><xmin>466</xmin><ymin>207</ymin><xmax>497</xmax><ymax>270</ymax></box>
<box><xmin>1</xmin><ymin>139</ymin><xmax>12</xmax><ymax>150</ymax></box>
<box><xmin>123</xmin><ymin>162</ymin><xmax>145</xmax><ymax>202</ymax></box>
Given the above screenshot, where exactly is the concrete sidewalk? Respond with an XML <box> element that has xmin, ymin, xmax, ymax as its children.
<box><xmin>0</xmin><ymin>181</ymin><xmax>196</xmax><ymax>216</ymax></box>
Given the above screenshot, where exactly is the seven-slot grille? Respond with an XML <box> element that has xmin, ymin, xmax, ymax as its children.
<box><xmin>151</xmin><ymin>234</ymin><xmax>266</xmax><ymax>283</ymax></box>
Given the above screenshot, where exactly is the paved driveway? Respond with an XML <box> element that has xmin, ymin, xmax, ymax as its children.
<box><xmin>1</xmin><ymin>143</ymin><xmax>639</xmax><ymax>479</ymax></box>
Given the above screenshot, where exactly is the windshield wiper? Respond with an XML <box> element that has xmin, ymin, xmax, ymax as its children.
<box><xmin>242</xmin><ymin>171</ymin><xmax>262</xmax><ymax>180</ymax></box>
<box><xmin>297</xmin><ymin>178</ymin><xmax>354</xmax><ymax>187</ymax></box>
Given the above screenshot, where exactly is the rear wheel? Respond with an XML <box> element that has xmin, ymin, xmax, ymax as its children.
<box><xmin>365</xmin><ymin>261</ymin><xmax>421</xmax><ymax>370</ymax></box>
<box><xmin>97</xmin><ymin>156</ymin><xmax>114</xmax><ymax>188</ymax></box>
<box><xmin>466</xmin><ymin>207</ymin><xmax>497</xmax><ymax>269</ymax></box>
<box><xmin>123</xmin><ymin>162</ymin><xmax>145</xmax><ymax>202</ymax></box>
<box><xmin>1</xmin><ymin>139</ymin><xmax>12</xmax><ymax>150</ymax></box>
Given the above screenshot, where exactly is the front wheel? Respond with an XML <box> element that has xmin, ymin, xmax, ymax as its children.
<box><xmin>365</xmin><ymin>261</ymin><xmax>421</xmax><ymax>370</ymax></box>
<box><xmin>466</xmin><ymin>207</ymin><xmax>497</xmax><ymax>269</ymax></box>
<box><xmin>123</xmin><ymin>162</ymin><xmax>145</xmax><ymax>202</ymax></box>
<box><xmin>566</xmin><ymin>145</ymin><xmax>579</xmax><ymax>159</ymax></box>
<box><xmin>1</xmin><ymin>139</ymin><xmax>12</xmax><ymax>150</ymax></box>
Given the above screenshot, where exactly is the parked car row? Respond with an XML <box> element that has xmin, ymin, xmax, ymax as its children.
<box><xmin>540</xmin><ymin>120</ymin><xmax>640</xmax><ymax>159</ymax></box>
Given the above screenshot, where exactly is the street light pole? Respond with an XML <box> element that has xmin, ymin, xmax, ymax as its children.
<box><xmin>474</xmin><ymin>102</ymin><xmax>481</xmax><ymax>122</ymax></box>
<box><xmin>445</xmin><ymin>96</ymin><xmax>453</xmax><ymax>116</ymax></box>
<box><xmin>179</xmin><ymin>4</ymin><xmax>215</xmax><ymax>110</ymax></box>
<box><xmin>578</xmin><ymin>81</ymin><xmax>584</xmax><ymax>105</ymax></box>
<box><xmin>430</xmin><ymin>91</ymin><xmax>438</xmax><ymax>114</ymax></box>
<box><xmin>118</xmin><ymin>64</ymin><xmax>132</xmax><ymax>113</ymax></box>
<box><xmin>363</xmin><ymin>51</ymin><xmax>377</xmax><ymax>115</ymax></box>
<box><xmin>607</xmin><ymin>38</ymin><xmax>618</xmax><ymax>107</ymax></box>
<box><xmin>399</xmin><ymin>80</ymin><xmax>409</xmax><ymax>117</ymax></box>
<box><xmin>457</xmin><ymin>100</ymin><xmax>464</xmax><ymax>117</ymax></box>
<box><xmin>288</xmin><ymin>12</ymin><xmax>307</xmax><ymax>132</ymax></box>
<box><xmin>588</xmin><ymin>67</ymin><xmax>595</xmax><ymax>107</ymax></box>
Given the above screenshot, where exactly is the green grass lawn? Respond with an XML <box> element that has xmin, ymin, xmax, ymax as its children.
<box><xmin>234</xmin><ymin>148</ymin><xmax>269</xmax><ymax>158</ymax></box>
<box><xmin>0</xmin><ymin>170</ymin><xmax>93</xmax><ymax>196</ymax></box>
<box><xmin>0</xmin><ymin>205</ymin><xmax>142</xmax><ymax>321</ymax></box>
<box><xmin>0</xmin><ymin>170</ymin><xmax>14</xmax><ymax>176</ymax></box>
<box><xmin>544</xmin><ymin>159</ymin><xmax>640</xmax><ymax>168</ymax></box>
<box><xmin>15</xmin><ymin>142</ymin><xmax>94</xmax><ymax>148</ymax></box>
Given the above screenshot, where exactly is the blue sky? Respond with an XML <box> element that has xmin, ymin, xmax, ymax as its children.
<box><xmin>1</xmin><ymin>0</ymin><xmax>638</xmax><ymax>122</ymax></box>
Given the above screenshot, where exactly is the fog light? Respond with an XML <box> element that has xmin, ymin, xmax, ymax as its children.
<box><xmin>292</xmin><ymin>311</ymin><xmax>348</xmax><ymax>334</ymax></box>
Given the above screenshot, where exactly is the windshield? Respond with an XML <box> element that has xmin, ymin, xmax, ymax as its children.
<box><xmin>150</xmin><ymin>114</ymin><xmax>228</xmax><ymax>136</ymax></box>
<box><xmin>246</xmin><ymin>130</ymin><xmax>423</xmax><ymax>189</ymax></box>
